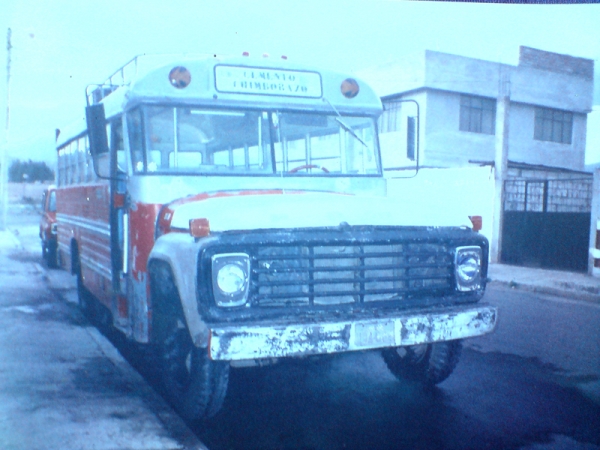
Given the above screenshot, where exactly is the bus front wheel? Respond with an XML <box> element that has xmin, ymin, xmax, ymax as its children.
<box><xmin>381</xmin><ymin>340</ymin><xmax>462</xmax><ymax>385</ymax></box>
<box><xmin>151</xmin><ymin>263</ymin><xmax>229</xmax><ymax>421</ymax></box>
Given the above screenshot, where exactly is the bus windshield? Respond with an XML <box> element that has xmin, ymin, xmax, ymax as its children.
<box><xmin>128</xmin><ymin>106</ymin><xmax>380</xmax><ymax>176</ymax></box>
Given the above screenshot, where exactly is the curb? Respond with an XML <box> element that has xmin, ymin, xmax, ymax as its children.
<box><xmin>83</xmin><ymin>326</ymin><xmax>209</xmax><ymax>450</ymax></box>
<box><xmin>489</xmin><ymin>278</ymin><xmax>600</xmax><ymax>304</ymax></box>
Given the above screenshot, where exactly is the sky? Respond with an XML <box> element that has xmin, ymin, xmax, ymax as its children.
<box><xmin>1</xmin><ymin>0</ymin><xmax>600</xmax><ymax>167</ymax></box>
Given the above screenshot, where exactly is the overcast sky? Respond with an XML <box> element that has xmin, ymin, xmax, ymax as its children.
<box><xmin>1</xmin><ymin>0</ymin><xmax>599</xmax><ymax>166</ymax></box>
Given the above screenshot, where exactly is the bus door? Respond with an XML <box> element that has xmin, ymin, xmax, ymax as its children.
<box><xmin>107</xmin><ymin>116</ymin><xmax>129</xmax><ymax>329</ymax></box>
<box><xmin>86</xmin><ymin>104</ymin><xmax>128</xmax><ymax>331</ymax></box>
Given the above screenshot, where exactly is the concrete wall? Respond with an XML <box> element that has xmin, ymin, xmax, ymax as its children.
<box><xmin>406</xmin><ymin>90</ymin><xmax>587</xmax><ymax>171</ymax></box>
<box><xmin>508</xmin><ymin>103</ymin><xmax>587</xmax><ymax>171</ymax></box>
<box><xmin>363</xmin><ymin>47</ymin><xmax>593</xmax><ymax>171</ymax></box>
<box><xmin>513</xmin><ymin>47</ymin><xmax>594</xmax><ymax>114</ymax></box>
<box><xmin>8</xmin><ymin>182</ymin><xmax>52</xmax><ymax>205</ymax></box>
<box><xmin>422</xmin><ymin>90</ymin><xmax>496</xmax><ymax>167</ymax></box>
<box><xmin>424</xmin><ymin>51</ymin><xmax>506</xmax><ymax>100</ymax></box>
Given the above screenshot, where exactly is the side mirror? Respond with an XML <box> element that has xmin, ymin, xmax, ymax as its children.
<box><xmin>380</xmin><ymin>99</ymin><xmax>420</xmax><ymax>179</ymax></box>
<box><xmin>85</xmin><ymin>103</ymin><xmax>110</xmax><ymax>179</ymax></box>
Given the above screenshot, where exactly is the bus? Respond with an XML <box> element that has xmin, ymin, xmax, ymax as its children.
<box><xmin>55</xmin><ymin>54</ymin><xmax>497</xmax><ymax>420</ymax></box>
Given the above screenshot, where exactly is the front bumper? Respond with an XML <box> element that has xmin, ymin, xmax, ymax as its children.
<box><xmin>208</xmin><ymin>303</ymin><xmax>497</xmax><ymax>361</ymax></box>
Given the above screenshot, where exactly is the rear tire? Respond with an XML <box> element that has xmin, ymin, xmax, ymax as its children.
<box><xmin>46</xmin><ymin>240</ymin><xmax>58</xmax><ymax>268</ymax></box>
<box><xmin>73</xmin><ymin>246</ymin><xmax>91</xmax><ymax>316</ymax></box>
<box><xmin>151</xmin><ymin>263</ymin><xmax>229</xmax><ymax>421</ymax></box>
<box><xmin>381</xmin><ymin>340</ymin><xmax>463</xmax><ymax>385</ymax></box>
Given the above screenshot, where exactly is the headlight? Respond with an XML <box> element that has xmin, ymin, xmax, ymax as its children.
<box><xmin>217</xmin><ymin>264</ymin><xmax>245</xmax><ymax>293</ymax></box>
<box><xmin>454</xmin><ymin>246</ymin><xmax>482</xmax><ymax>292</ymax></box>
<box><xmin>211</xmin><ymin>253</ymin><xmax>250</xmax><ymax>307</ymax></box>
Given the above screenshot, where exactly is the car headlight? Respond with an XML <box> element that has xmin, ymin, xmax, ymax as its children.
<box><xmin>454</xmin><ymin>246</ymin><xmax>482</xmax><ymax>292</ymax></box>
<box><xmin>211</xmin><ymin>253</ymin><xmax>250</xmax><ymax>307</ymax></box>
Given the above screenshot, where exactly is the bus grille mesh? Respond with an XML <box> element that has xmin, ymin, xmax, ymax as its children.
<box><xmin>250</xmin><ymin>243</ymin><xmax>453</xmax><ymax>307</ymax></box>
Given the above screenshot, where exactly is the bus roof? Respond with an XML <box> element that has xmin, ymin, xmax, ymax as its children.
<box><xmin>57</xmin><ymin>55</ymin><xmax>382</xmax><ymax>148</ymax></box>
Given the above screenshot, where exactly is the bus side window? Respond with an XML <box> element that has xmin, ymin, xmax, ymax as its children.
<box><xmin>127</xmin><ymin>109</ymin><xmax>145</xmax><ymax>172</ymax></box>
<box><xmin>110</xmin><ymin>117</ymin><xmax>125</xmax><ymax>172</ymax></box>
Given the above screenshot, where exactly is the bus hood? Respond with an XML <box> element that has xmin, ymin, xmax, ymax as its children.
<box><xmin>163</xmin><ymin>191</ymin><xmax>473</xmax><ymax>233</ymax></box>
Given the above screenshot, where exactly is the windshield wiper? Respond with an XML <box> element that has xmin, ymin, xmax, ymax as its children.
<box><xmin>322</xmin><ymin>97</ymin><xmax>367</xmax><ymax>148</ymax></box>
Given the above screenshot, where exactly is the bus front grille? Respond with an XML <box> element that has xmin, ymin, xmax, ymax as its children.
<box><xmin>250</xmin><ymin>243</ymin><xmax>453</xmax><ymax>307</ymax></box>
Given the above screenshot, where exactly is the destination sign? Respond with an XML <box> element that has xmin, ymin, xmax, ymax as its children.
<box><xmin>215</xmin><ymin>65</ymin><xmax>322</xmax><ymax>98</ymax></box>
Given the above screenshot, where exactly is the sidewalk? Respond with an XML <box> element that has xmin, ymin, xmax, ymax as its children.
<box><xmin>0</xmin><ymin>227</ymin><xmax>207</xmax><ymax>450</ymax></box>
<box><xmin>488</xmin><ymin>262</ymin><xmax>600</xmax><ymax>303</ymax></box>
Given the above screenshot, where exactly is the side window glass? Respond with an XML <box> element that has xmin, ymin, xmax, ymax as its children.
<box><xmin>109</xmin><ymin>117</ymin><xmax>125</xmax><ymax>172</ymax></box>
<box><xmin>48</xmin><ymin>191</ymin><xmax>56</xmax><ymax>212</ymax></box>
<box><xmin>127</xmin><ymin>109</ymin><xmax>145</xmax><ymax>172</ymax></box>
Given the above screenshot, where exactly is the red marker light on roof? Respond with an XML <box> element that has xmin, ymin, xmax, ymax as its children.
<box><xmin>341</xmin><ymin>78</ymin><xmax>359</xmax><ymax>98</ymax></box>
<box><xmin>281</xmin><ymin>55</ymin><xmax>288</xmax><ymax>60</ymax></box>
<box><xmin>169</xmin><ymin>66</ymin><xmax>191</xmax><ymax>89</ymax></box>
<box><xmin>242</xmin><ymin>51</ymin><xmax>250</xmax><ymax>57</ymax></box>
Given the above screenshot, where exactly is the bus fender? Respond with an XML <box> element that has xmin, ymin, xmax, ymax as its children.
<box><xmin>149</xmin><ymin>233</ymin><xmax>218</xmax><ymax>348</ymax></box>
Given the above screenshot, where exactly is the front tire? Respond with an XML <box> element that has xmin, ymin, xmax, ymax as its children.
<box><xmin>381</xmin><ymin>340</ymin><xmax>463</xmax><ymax>385</ymax></box>
<box><xmin>151</xmin><ymin>263</ymin><xmax>229</xmax><ymax>421</ymax></box>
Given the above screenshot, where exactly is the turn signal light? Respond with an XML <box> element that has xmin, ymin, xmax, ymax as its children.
<box><xmin>469</xmin><ymin>215</ymin><xmax>482</xmax><ymax>232</ymax></box>
<box><xmin>189</xmin><ymin>218</ymin><xmax>210</xmax><ymax>238</ymax></box>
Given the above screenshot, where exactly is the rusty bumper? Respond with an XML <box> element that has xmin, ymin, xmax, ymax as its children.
<box><xmin>208</xmin><ymin>304</ymin><xmax>497</xmax><ymax>361</ymax></box>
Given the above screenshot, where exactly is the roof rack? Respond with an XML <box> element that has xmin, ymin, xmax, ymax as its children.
<box><xmin>84</xmin><ymin>53</ymin><xmax>229</xmax><ymax>106</ymax></box>
<box><xmin>85</xmin><ymin>55</ymin><xmax>140</xmax><ymax>106</ymax></box>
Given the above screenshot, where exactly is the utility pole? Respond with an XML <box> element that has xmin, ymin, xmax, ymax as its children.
<box><xmin>1</xmin><ymin>28</ymin><xmax>11</xmax><ymax>231</ymax></box>
<box><xmin>490</xmin><ymin>68</ymin><xmax>510</xmax><ymax>263</ymax></box>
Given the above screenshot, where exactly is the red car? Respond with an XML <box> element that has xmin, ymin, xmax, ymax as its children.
<box><xmin>39</xmin><ymin>185</ymin><xmax>58</xmax><ymax>268</ymax></box>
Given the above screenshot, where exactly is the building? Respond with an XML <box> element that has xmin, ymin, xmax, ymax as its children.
<box><xmin>360</xmin><ymin>47</ymin><xmax>595</xmax><ymax>272</ymax></box>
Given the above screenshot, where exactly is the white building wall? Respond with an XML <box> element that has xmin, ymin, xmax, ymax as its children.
<box><xmin>423</xmin><ymin>90</ymin><xmax>495</xmax><ymax>167</ymax></box>
<box><xmin>380</xmin><ymin>90</ymin><xmax>588</xmax><ymax>171</ymax></box>
<box><xmin>508</xmin><ymin>103</ymin><xmax>587</xmax><ymax>170</ymax></box>
<box><xmin>424</xmin><ymin>51</ymin><xmax>507</xmax><ymax>99</ymax></box>
<box><xmin>363</xmin><ymin>47</ymin><xmax>593</xmax><ymax>171</ymax></box>
<box><xmin>379</xmin><ymin>91</ymin><xmax>427</xmax><ymax>170</ymax></box>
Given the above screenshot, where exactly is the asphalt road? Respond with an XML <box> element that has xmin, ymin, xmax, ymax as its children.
<box><xmin>6</xmin><ymin>204</ymin><xmax>600</xmax><ymax>450</ymax></box>
<box><xmin>190</xmin><ymin>284</ymin><xmax>600</xmax><ymax>450</ymax></box>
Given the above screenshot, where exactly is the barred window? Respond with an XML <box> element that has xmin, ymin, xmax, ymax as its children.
<box><xmin>534</xmin><ymin>107</ymin><xmax>572</xmax><ymax>144</ymax></box>
<box><xmin>459</xmin><ymin>95</ymin><xmax>496</xmax><ymax>135</ymax></box>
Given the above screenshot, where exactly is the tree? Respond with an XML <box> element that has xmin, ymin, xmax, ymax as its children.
<box><xmin>8</xmin><ymin>159</ymin><xmax>55</xmax><ymax>183</ymax></box>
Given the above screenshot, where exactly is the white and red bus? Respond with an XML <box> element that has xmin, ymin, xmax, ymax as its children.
<box><xmin>55</xmin><ymin>54</ymin><xmax>496</xmax><ymax>420</ymax></box>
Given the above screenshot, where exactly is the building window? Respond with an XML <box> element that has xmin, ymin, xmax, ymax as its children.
<box><xmin>534</xmin><ymin>107</ymin><xmax>572</xmax><ymax>144</ymax></box>
<box><xmin>459</xmin><ymin>95</ymin><xmax>496</xmax><ymax>135</ymax></box>
<box><xmin>379</xmin><ymin>101</ymin><xmax>401</xmax><ymax>133</ymax></box>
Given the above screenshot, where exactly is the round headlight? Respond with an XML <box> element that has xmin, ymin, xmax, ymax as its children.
<box><xmin>217</xmin><ymin>263</ymin><xmax>246</xmax><ymax>294</ymax></box>
<box><xmin>457</xmin><ymin>255</ymin><xmax>480</xmax><ymax>283</ymax></box>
